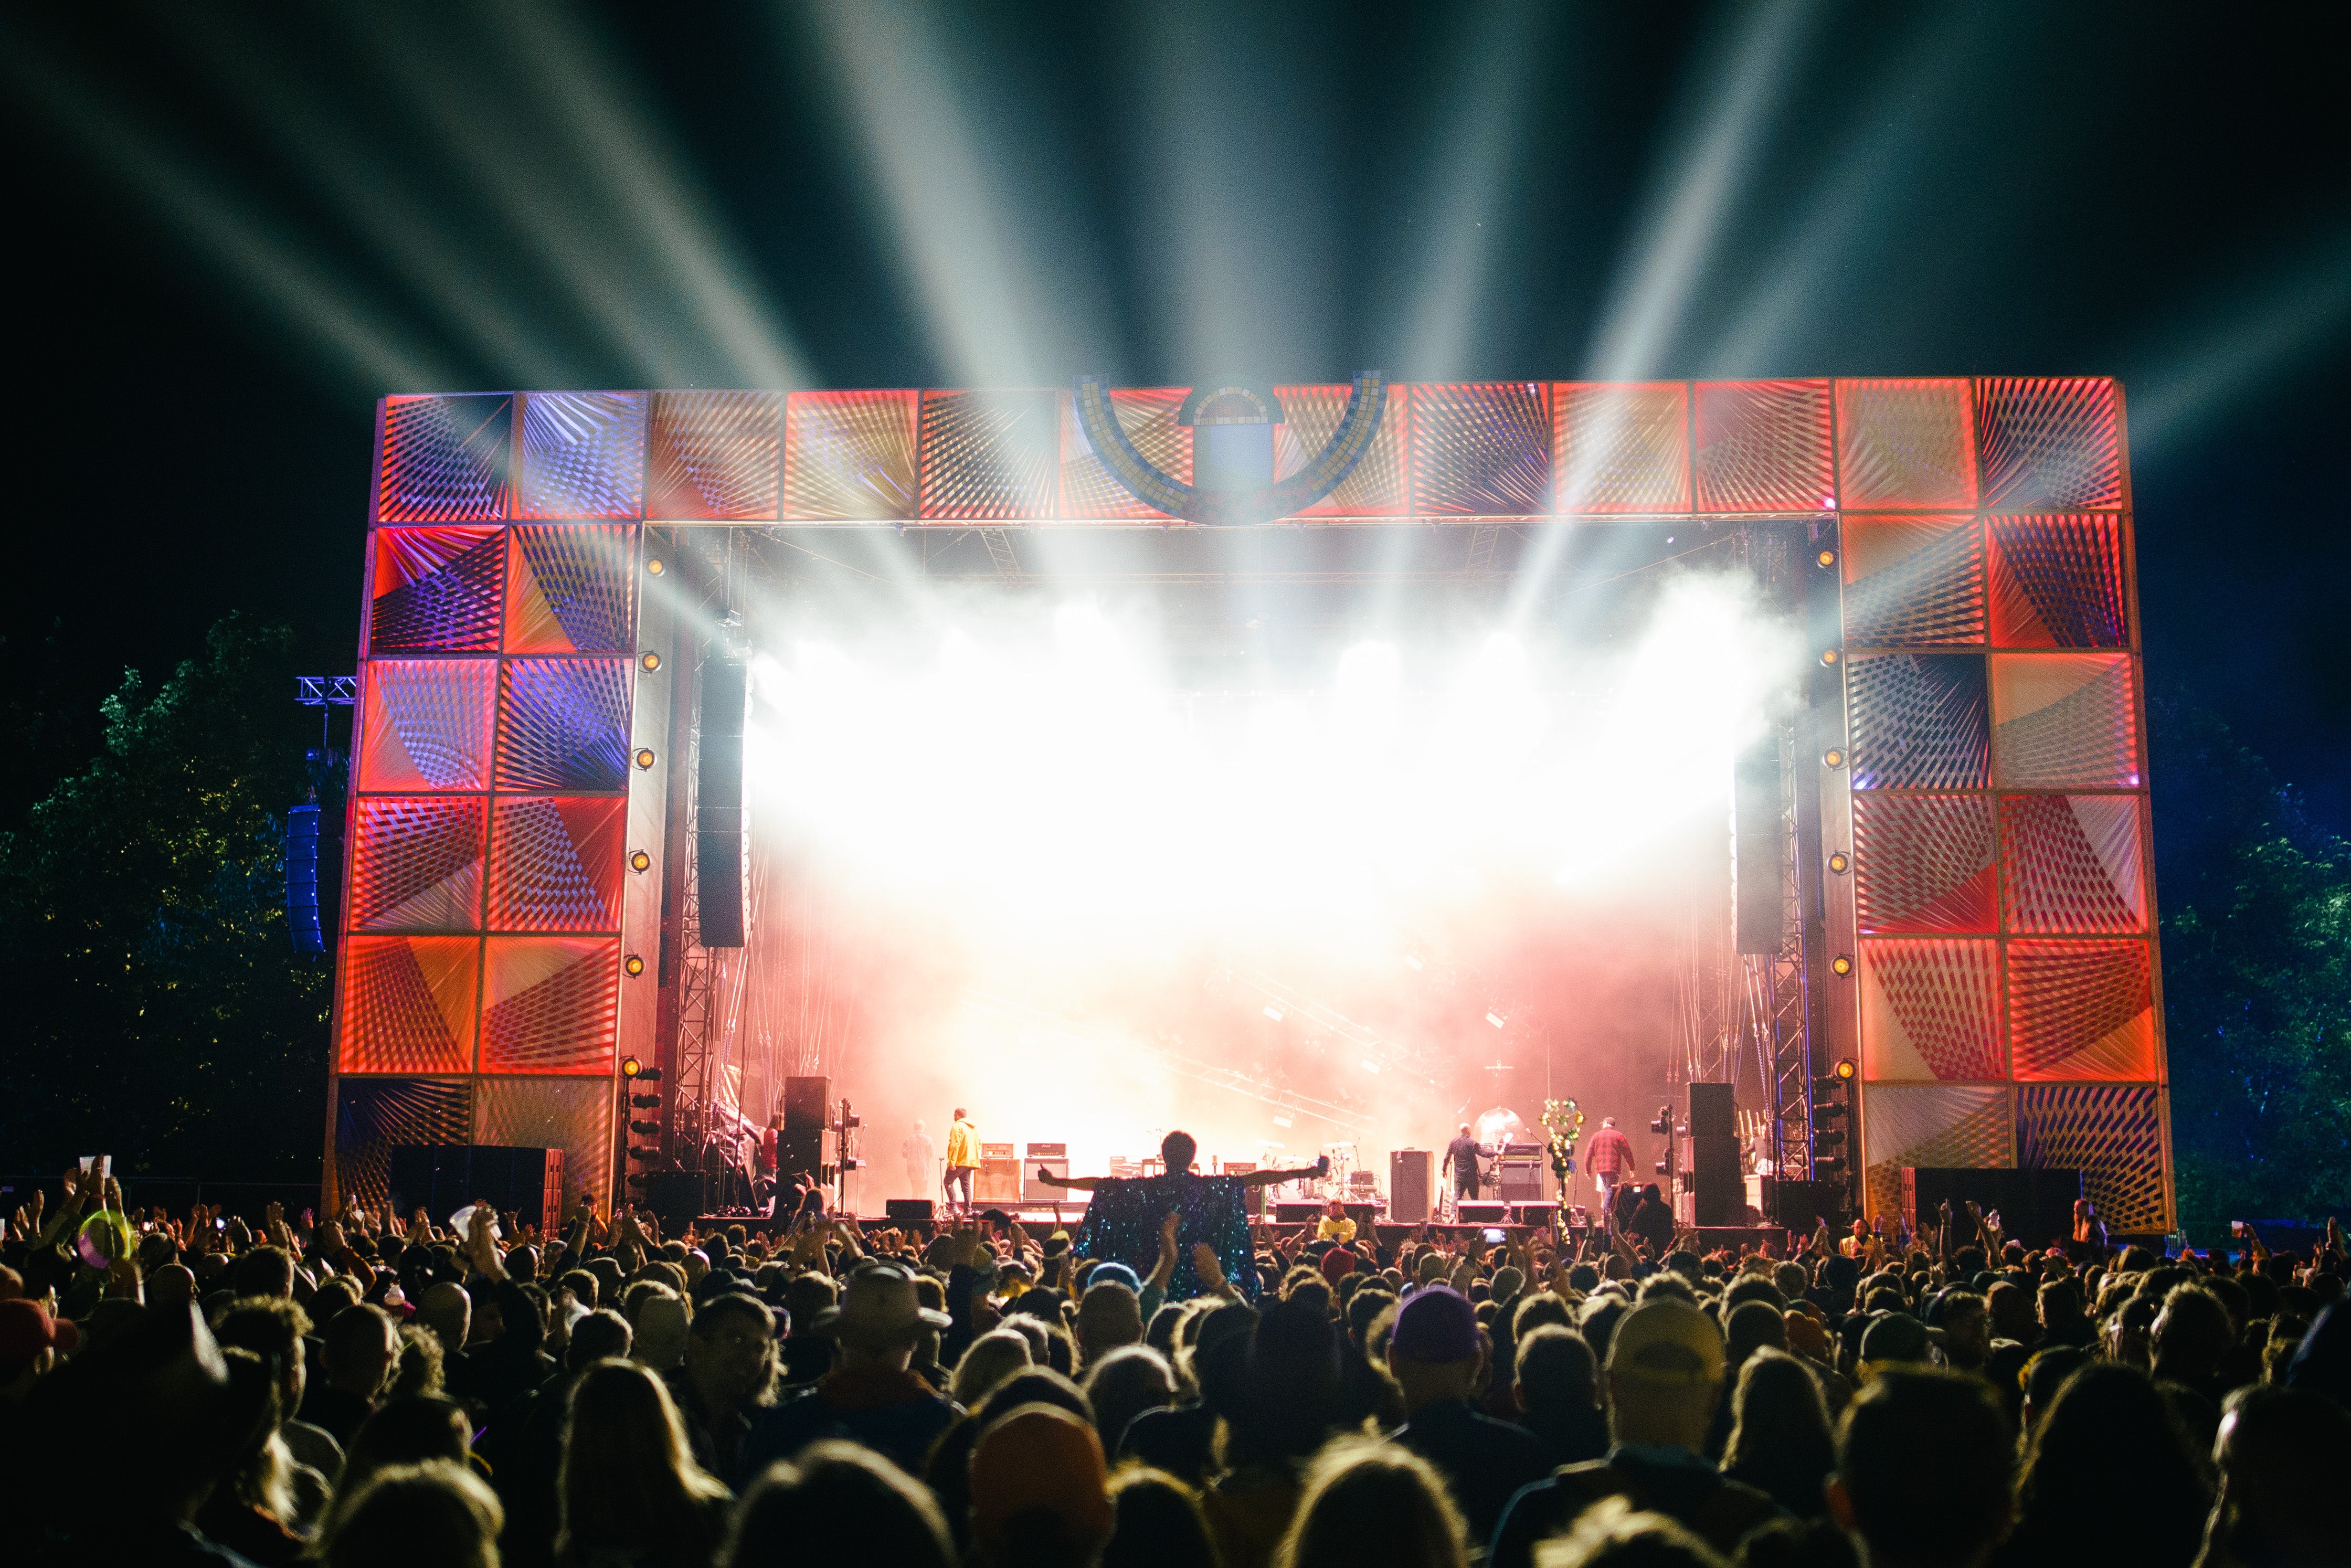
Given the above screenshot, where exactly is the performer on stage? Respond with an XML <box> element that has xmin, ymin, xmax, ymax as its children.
<box><xmin>944</xmin><ymin>1108</ymin><xmax>980</xmax><ymax>1216</ymax></box>
<box><xmin>1316</xmin><ymin>1196</ymin><xmax>1357</xmax><ymax>1245</ymax></box>
<box><xmin>1039</xmin><ymin>1130</ymin><xmax>1327</xmax><ymax>1300</ymax></box>
<box><xmin>902</xmin><ymin>1119</ymin><xmax>937</xmax><ymax>1202</ymax></box>
<box><xmin>1581</xmin><ymin>1116</ymin><xmax>1635</xmax><ymax>1219</ymax></box>
<box><xmin>1442</xmin><ymin>1122</ymin><xmax>1486</xmax><ymax>1207</ymax></box>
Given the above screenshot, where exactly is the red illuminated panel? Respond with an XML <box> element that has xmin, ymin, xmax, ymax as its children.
<box><xmin>370</xmin><ymin>527</ymin><xmax>504</xmax><ymax>654</ymax></box>
<box><xmin>1276</xmin><ymin>384</ymin><xmax>1411</xmax><ymax>516</ymax></box>
<box><xmin>479</xmin><ymin>937</ymin><xmax>620</xmax><ymax>1073</ymax></box>
<box><xmin>489</xmin><ymin>796</ymin><xmax>627</xmax><ymax>931</ymax></box>
<box><xmin>1841</xmin><ymin>517</ymin><xmax>1985</xmax><ymax>647</ymax></box>
<box><xmin>2007</xmin><ymin>939</ymin><xmax>2156</xmax><ymax>1081</ymax></box>
<box><xmin>2015</xmin><ymin>1084</ymin><xmax>2168</xmax><ymax>1232</ymax></box>
<box><xmin>1989</xmin><ymin>653</ymin><xmax>2141</xmax><ymax>789</ymax></box>
<box><xmin>506</xmin><ymin>524</ymin><xmax>635</xmax><ymax>655</ymax></box>
<box><xmin>2001</xmin><ymin>794</ymin><xmax>2146</xmax><ymax>934</ymax></box>
<box><xmin>473</xmin><ymin>1077</ymin><xmax>610</xmax><ymax>1210</ymax></box>
<box><xmin>1060</xmin><ymin>387</ymin><xmax>1190</xmax><ymax>519</ymax></box>
<box><xmin>349</xmin><ymin>797</ymin><xmax>486</xmax><ymax>932</ymax></box>
<box><xmin>1976</xmin><ymin>377</ymin><xmax>2122</xmax><ymax>512</ymax></box>
<box><xmin>918</xmin><ymin>390</ymin><xmax>1058</xmax><ymax>520</ymax></box>
<box><xmin>1851</xmin><ymin>793</ymin><xmax>1996</xmax><ymax>935</ymax></box>
<box><xmin>1693</xmin><ymin>380</ymin><xmax>1835</xmax><ymax>512</ymax></box>
<box><xmin>1836</xmin><ymin>379</ymin><xmax>1976</xmax><ymax>510</ymax></box>
<box><xmin>513</xmin><ymin>391</ymin><xmax>645</xmax><ymax>520</ymax></box>
<box><xmin>1859</xmin><ymin>939</ymin><xmax>2004</xmax><ymax>1082</ymax></box>
<box><xmin>379</xmin><ymin>394</ymin><xmax>512</xmax><ymax>523</ymax></box>
<box><xmin>1553</xmin><ymin>383</ymin><xmax>1689</xmax><ymax>513</ymax></box>
<box><xmin>358</xmin><ymin>659</ymin><xmax>497</xmax><ymax>793</ymax></box>
<box><xmin>1987</xmin><ymin>516</ymin><xmax>2128</xmax><ymax>649</ymax></box>
<box><xmin>337</xmin><ymin>935</ymin><xmax>479</xmax><ymax>1074</ymax></box>
<box><xmin>1410</xmin><ymin>383</ymin><xmax>1551</xmax><ymax>516</ymax></box>
<box><xmin>784</xmin><ymin>390</ymin><xmax>919</xmax><ymax>521</ymax></box>
<box><xmin>647</xmin><ymin>391</ymin><xmax>780</xmax><ymax>520</ymax></box>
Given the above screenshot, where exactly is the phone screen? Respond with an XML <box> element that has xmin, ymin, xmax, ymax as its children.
<box><xmin>1483</xmin><ymin>1227</ymin><xmax>1507</xmax><ymax>1244</ymax></box>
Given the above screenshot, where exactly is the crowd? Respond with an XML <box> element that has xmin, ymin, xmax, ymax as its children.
<box><xmin>1</xmin><ymin>1152</ymin><xmax>2346</xmax><ymax>1568</ymax></box>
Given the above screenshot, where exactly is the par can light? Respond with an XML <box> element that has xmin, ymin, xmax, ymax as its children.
<box><xmin>1823</xmin><ymin>747</ymin><xmax>1846</xmax><ymax>769</ymax></box>
<box><xmin>1828</xmin><ymin>852</ymin><xmax>1850</xmax><ymax>874</ymax></box>
<box><xmin>646</xmin><ymin>558</ymin><xmax>664</xmax><ymax>576</ymax></box>
<box><xmin>1834</xmin><ymin>1058</ymin><xmax>1858</xmax><ymax>1081</ymax></box>
<box><xmin>621</xmin><ymin>1056</ymin><xmax>642</xmax><ymax>1078</ymax></box>
<box><xmin>1830</xmin><ymin>953</ymin><xmax>1854</xmax><ymax>976</ymax></box>
<box><xmin>634</xmin><ymin>748</ymin><xmax>656</xmax><ymax>770</ymax></box>
<box><xmin>624</xmin><ymin>953</ymin><xmax>645</xmax><ymax>977</ymax></box>
<box><xmin>1816</xmin><ymin>549</ymin><xmax>1836</xmax><ymax>569</ymax></box>
<box><xmin>630</xmin><ymin>850</ymin><xmax>652</xmax><ymax>873</ymax></box>
<box><xmin>640</xmin><ymin>651</ymin><xmax>661</xmax><ymax>672</ymax></box>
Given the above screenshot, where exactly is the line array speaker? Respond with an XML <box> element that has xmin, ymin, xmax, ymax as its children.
<box><xmin>696</xmin><ymin>651</ymin><xmax>748</xmax><ymax>948</ymax></box>
<box><xmin>1733</xmin><ymin>733</ymin><xmax>1786</xmax><ymax>955</ymax></box>
<box><xmin>779</xmin><ymin>1075</ymin><xmax>828</xmax><ymax>1185</ymax></box>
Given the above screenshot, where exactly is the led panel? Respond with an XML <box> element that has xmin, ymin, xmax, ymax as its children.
<box><xmin>1976</xmin><ymin>377</ymin><xmax>2123</xmax><ymax>512</ymax></box>
<box><xmin>647</xmin><ymin>390</ymin><xmax>780</xmax><ymax>520</ymax></box>
<box><xmin>473</xmin><ymin>1075</ymin><xmax>612</xmax><ymax>1210</ymax></box>
<box><xmin>495</xmin><ymin>659</ymin><xmax>633</xmax><ymax>792</ymax></box>
<box><xmin>337</xmin><ymin>934</ymin><xmax>479</xmax><ymax>1075</ymax></box>
<box><xmin>334</xmin><ymin>1076</ymin><xmax>472</xmax><ymax>1211</ymax></box>
<box><xmin>1836</xmin><ymin>379</ymin><xmax>1976</xmax><ymax>510</ymax></box>
<box><xmin>1841</xmin><ymin>517</ymin><xmax>1986</xmax><ymax>647</ymax></box>
<box><xmin>506</xmin><ymin>524</ymin><xmax>634</xmax><ymax>655</ymax></box>
<box><xmin>1847</xmin><ymin>653</ymin><xmax>1990</xmax><ymax>790</ymax></box>
<box><xmin>1859</xmin><ymin>939</ymin><xmax>2004</xmax><ymax>1083</ymax></box>
<box><xmin>379</xmin><ymin>394</ymin><xmax>512</xmax><ymax>522</ymax></box>
<box><xmin>370</xmin><ymin>526</ymin><xmax>504</xmax><ymax>653</ymax></box>
<box><xmin>479</xmin><ymin>936</ymin><xmax>620</xmax><ymax>1073</ymax></box>
<box><xmin>785</xmin><ymin>390</ymin><xmax>920</xmax><ymax>521</ymax></box>
<box><xmin>2001</xmin><ymin>794</ymin><xmax>2146</xmax><ymax>934</ymax></box>
<box><xmin>1988</xmin><ymin>516</ymin><xmax>2128</xmax><ymax>649</ymax></box>
<box><xmin>1410</xmin><ymin>382</ymin><xmax>1551</xmax><ymax>516</ymax></box>
<box><xmin>2016</xmin><ymin>1084</ymin><xmax>2167</xmax><ymax>1232</ymax></box>
<box><xmin>489</xmin><ymin>796</ymin><xmax>627</xmax><ymax>931</ymax></box>
<box><xmin>513</xmin><ymin>391</ymin><xmax>645</xmax><ymax>520</ymax></box>
<box><xmin>1276</xmin><ymin>383</ymin><xmax>1410</xmax><ymax>516</ymax></box>
<box><xmin>1989</xmin><ymin>652</ymin><xmax>2141</xmax><ymax>789</ymax></box>
<box><xmin>358</xmin><ymin>659</ymin><xmax>496</xmax><ymax>793</ymax></box>
<box><xmin>1862</xmin><ymin>1083</ymin><xmax>2011</xmax><ymax>1219</ymax></box>
<box><xmin>1693</xmin><ymin>379</ymin><xmax>1836</xmax><ymax>513</ymax></box>
<box><xmin>1553</xmin><ymin>382</ymin><xmax>1690</xmax><ymax>513</ymax></box>
<box><xmin>1060</xmin><ymin>387</ymin><xmax>1190</xmax><ymax>519</ymax></box>
<box><xmin>917</xmin><ymin>390</ymin><xmax>1057</xmax><ymax>520</ymax></box>
<box><xmin>1851</xmin><ymin>793</ymin><xmax>1997</xmax><ymax>935</ymax></box>
<box><xmin>348</xmin><ymin>796</ymin><xmax>485</xmax><ymax>933</ymax></box>
<box><xmin>2008</xmin><ymin>939</ymin><xmax>2156</xmax><ymax>1081</ymax></box>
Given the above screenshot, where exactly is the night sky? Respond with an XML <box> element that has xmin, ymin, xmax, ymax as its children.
<box><xmin>5</xmin><ymin>4</ymin><xmax>2348</xmax><ymax>829</ymax></box>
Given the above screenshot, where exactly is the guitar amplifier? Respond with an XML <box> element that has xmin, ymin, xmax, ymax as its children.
<box><xmin>1023</xmin><ymin>1142</ymin><xmax>1069</xmax><ymax>1202</ymax></box>
<box><xmin>976</xmin><ymin>1142</ymin><xmax>1022</xmax><ymax>1203</ymax></box>
<box><xmin>1497</xmin><ymin>1157</ymin><xmax>1547</xmax><ymax>1203</ymax></box>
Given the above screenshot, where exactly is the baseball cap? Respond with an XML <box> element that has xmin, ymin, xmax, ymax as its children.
<box><xmin>1391</xmin><ymin>1286</ymin><xmax>1479</xmax><ymax>1364</ymax></box>
<box><xmin>0</xmin><ymin>1298</ymin><xmax>79</xmax><ymax>1367</ymax></box>
<box><xmin>1860</xmin><ymin>1310</ymin><xmax>1929</xmax><ymax>1364</ymax></box>
<box><xmin>1605</xmin><ymin>1297</ymin><xmax>1723</xmax><ymax>1385</ymax></box>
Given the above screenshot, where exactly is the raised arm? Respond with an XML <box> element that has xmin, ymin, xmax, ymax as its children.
<box><xmin>1234</xmin><ymin>1157</ymin><xmax>1329</xmax><ymax>1189</ymax></box>
<box><xmin>1035</xmin><ymin>1167</ymin><xmax>1106</xmax><ymax>1190</ymax></box>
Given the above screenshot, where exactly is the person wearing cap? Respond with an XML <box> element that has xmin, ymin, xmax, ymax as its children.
<box><xmin>743</xmin><ymin>1262</ymin><xmax>956</xmax><ymax>1479</ymax></box>
<box><xmin>1858</xmin><ymin>1311</ymin><xmax>1929</xmax><ymax>1369</ymax></box>
<box><xmin>968</xmin><ymin>1402</ymin><xmax>1116</xmax><ymax>1567</ymax></box>
<box><xmin>1490</xmin><ymin>1296</ymin><xmax>1781</xmax><ymax>1568</ymax></box>
<box><xmin>1387</xmin><ymin>1286</ymin><xmax>1551</xmax><ymax>1546</ymax></box>
<box><xmin>0</xmin><ymin>1296</ymin><xmax>78</xmax><ymax>1397</ymax></box>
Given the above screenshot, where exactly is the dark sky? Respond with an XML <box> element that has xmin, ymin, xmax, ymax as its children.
<box><xmin>5</xmin><ymin>3</ymin><xmax>2348</xmax><ymax>825</ymax></box>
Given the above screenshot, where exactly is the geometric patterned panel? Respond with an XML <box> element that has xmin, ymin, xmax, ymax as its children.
<box><xmin>1692</xmin><ymin>379</ymin><xmax>1836</xmax><ymax>513</ymax></box>
<box><xmin>358</xmin><ymin>659</ymin><xmax>497</xmax><ymax>792</ymax></box>
<box><xmin>1553</xmin><ymin>382</ymin><xmax>1689</xmax><ymax>513</ymax></box>
<box><xmin>336</xmin><ymin>934</ymin><xmax>480</xmax><ymax>1075</ymax></box>
<box><xmin>917</xmin><ymin>390</ymin><xmax>1057</xmax><ymax>521</ymax></box>
<box><xmin>1976</xmin><ymin>377</ymin><xmax>2123</xmax><ymax>513</ymax></box>
<box><xmin>1061</xmin><ymin>387</ymin><xmax>1190</xmax><ymax>520</ymax></box>
<box><xmin>1859</xmin><ymin>939</ymin><xmax>2004</xmax><ymax>1082</ymax></box>
<box><xmin>489</xmin><ymin>796</ymin><xmax>627</xmax><ymax>932</ymax></box>
<box><xmin>507</xmin><ymin>525</ymin><xmax>636</xmax><ymax>655</ymax></box>
<box><xmin>495</xmin><ymin>659</ymin><xmax>633</xmax><ymax>792</ymax></box>
<box><xmin>1862</xmin><ymin>1083</ymin><xmax>2011</xmax><ymax>1220</ymax></box>
<box><xmin>1989</xmin><ymin>652</ymin><xmax>2141</xmax><ymax>788</ymax></box>
<box><xmin>1847</xmin><ymin>653</ymin><xmax>1990</xmax><ymax>790</ymax></box>
<box><xmin>1409</xmin><ymin>382</ymin><xmax>1552</xmax><ymax>516</ymax></box>
<box><xmin>2007</xmin><ymin>940</ymin><xmax>2157</xmax><ymax>1082</ymax></box>
<box><xmin>647</xmin><ymin>390</ymin><xmax>781</xmax><ymax>521</ymax></box>
<box><xmin>1852</xmin><ymin>793</ymin><xmax>1998</xmax><ymax>934</ymax></box>
<box><xmin>1841</xmin><ymin>517</ymin><xmax>1985</xmax><ymax>646</ymax></box>
<box><xmin>514</xmin><ymin>391</ymin><xmax>646</xmax><ymax>520</ymax></box>
<box><xmin>2015</xmin><ymin>1084</ymin><xmax>2167</xmax><ymax>1232</ymax></box>
<box><xmin>334</xmin><ymin>1076</ymin><xmax>473</xmax><ymax>1212</ymax></box>
<box><xmin>1835</xmin><ymin>379</ymin><xmax>1976</xmax><ymax>511</ymax></box>
<box><xmin>480</xmin><ymin>936</ymin><xmax>620</xmax><ymax>1074</ymax></box>
<box><xmin>1987</xmin><ymin>516</ymin><xmax>2129</xmax><ymax>649</ymax></box>
<box><xmin>785</xmin><ymin>390</ymin><xmax>921</xmax><ymax>521</ymax></box>
<box><xmin>378</xmin><ymin>394</ymin><xmax>512</xmax><ymax>523</ymax></box>
<box><xmin>370</xmin><ymin>526</ymin><xmax>505</xmax><ymax>653</ymax></box>
<box><xmin>1276</xmin><ymin>383</ymin><xmax>1410</xmax><ymax>516</ymax></box>
<box><xmin>349</xmin><ymin>796</ymin><xmax>486</xmax><ymax>933</ymax></box>
<box><xmin>2001</xmin><ymin>794</ymin><xmax>2146</xmax><ymax>934</ymax></box>
<box><xmin>473</xmin><ymin>1075</ymin><xmax>612</xmax><ymax>1212</ymax></box>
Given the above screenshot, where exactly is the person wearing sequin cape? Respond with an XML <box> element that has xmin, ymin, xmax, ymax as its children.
<box><xmin>1043</xmin><ymin>1130</ymin><xmax>1329</xmax><ymax>1303</ymax></box>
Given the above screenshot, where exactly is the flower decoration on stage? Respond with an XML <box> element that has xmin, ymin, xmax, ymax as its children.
<box><xmin>1072</xmin><ymin>373</ymin><xmax>1388</xmax><ymax>525</ymax></box>
<box><xmin>1541</xmin><ymin>1098</ymin><xmax>1585</xmax><ymax>1228</ymax></box>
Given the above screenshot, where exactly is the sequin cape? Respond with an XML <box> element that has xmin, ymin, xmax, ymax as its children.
<box><xmin>1071</xmin><ymin>1173</ymin><xmax>1259</xmax><ymax>1303</ymax></box>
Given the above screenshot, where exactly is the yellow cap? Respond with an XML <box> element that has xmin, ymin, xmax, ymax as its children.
<box><xmin>1606</xmin><ymin>1297</ymin><xmax>1724</xmax><ymax>1385</ymax></box>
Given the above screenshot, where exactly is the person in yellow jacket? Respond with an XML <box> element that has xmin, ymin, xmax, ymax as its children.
<box><xmin>1316</xmin><ymin>1196</ymin><xmax>1357</xmax><ymax>1245</ymax></box>
<box><xmin>945</xmin><ymin>1107</ymin><xmax>981</xmax><ymax>1215</ymax></box>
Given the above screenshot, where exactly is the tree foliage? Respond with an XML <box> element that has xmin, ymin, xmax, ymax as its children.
<box><xmin>0</xmin><ymin>615</ymin><xmax>330</xmax><ymax>1178</ymax></box>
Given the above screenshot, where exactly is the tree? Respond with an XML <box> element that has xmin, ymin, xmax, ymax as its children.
<box><xmin>0</xmin><ymin>613</ymin><xmax>330</xmax><ymax>1178</ymax></box>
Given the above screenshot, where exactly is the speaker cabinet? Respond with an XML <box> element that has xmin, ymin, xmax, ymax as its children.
<box><xmin>1734</xmin><ymin>735</ymin><xmax>1786</xmax><ymax>955</ymax></box>
<box><xmin>778</xmin><ymin>1076</ymin><xmax>828</xmax><ymax>1185</ymax></box>
<box><xmin>976</xmin><ymin>1143</ymin><xmax>1022</xmax><ymax>1203</ymax></box>
<box><xmin>884</xmin><ymin>1199</ymin><xmax>935</xmax><ymax>1223</ymax></box>
<box><xmin>1223</xmin><ymin>1161</ymin><xmax>1265</xmax><ymax>1216</ymax></box>
<box><xmin>1457</xmin><ymin>1201</ymin><xmax>1509</xmax><ymax>1226</ymax></box>
<box><xmin>1389</xmin><ymin>1149</ymin><xmax>1432</xmax><ymax>1224</ymax></box>
<box><xmin>1024</xmin><ymin>1142</ymin><xmax>1069</xmax><ymax>1202</ymax></box>
<box><xmin>696</xmin><ymin>653</ymin><xmax>748</xmax><ymax>948</ymax></box>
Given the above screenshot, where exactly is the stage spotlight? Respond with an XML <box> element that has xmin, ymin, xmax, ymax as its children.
<box><xmin>1816</xmin><ymin>1128</ymin><xmax>1846</xmax><ymax>1149</ymax></box>
<box><xmin>1816</xmin><ymin>549</ymin><xmax>1836</xmax><ymax>569</ymax></box>
<box><xmin>1823</xmin><ymin>747</ymin><xmax>1846</xmax><ymax>768</ymax></box>
<box><xmin>1834</xmin><ymin>1057</ymin><xmax>1857</xmax><ymax>1080</ymax></box>
<box><xmin>1485</xmin><ymin>1011</ymin><xmax>1507</xmax><ymax>1029</ymax></box>
<box><xmin>637</xmin><ymin>1067</ymin><xmax>663</xmax><ymax>1082</ymax></box>
<box><xmin>1360</xmin><ymin>1059</ymin><xmax>1382</xmax><ymax>1074</ymax></box>
<box><xmin>635</xmin><ymin>748</ymin><xmax>656</xmax><ymax>770</ymax></box>
<box><xmin>1819</xmin><ymin>649</ymin><xmax>1840</xmax><ymax>666</ymax></box>
<box><xmin>647</xmin><ymin>558</ymin><xmax>665</xmax><ymax>576</ymax></box>
<box><xmin>631</xmin><ymin>850</ymin><xmax>652</xmax><ymax>872</ymax></box>
<box><xmin>640</xmin><ymin>651</ymin><xmax>661</xmax><ymax>672</ymax></box>
<box><xmin>621</xmin><ymin>1056</ymin><xmax>641</xmax><ymax>1077</ymax></box>
<box><xmin>1830</xmin><ymin>954</ymin><xmax>1853</xmax><ymax>976</ymax></box>
<box><xmin>628</xmin><ymin>1119</ymin><xmax>662</xmax><ymax>1137</ymax></box>
<box><xmin>627</xmin><ymin>1146</ymin><xmax>657</xmax><ymax>1162</ymax></box>
<box><xmin>1262</xmin><ymin>1005</ymin><xmax>1284</xmax><ymax>1022</ymax></box>
<box><xmin>1828</xmin><ymin>851</ymin><xmax>1850</xmax><ymax>874</ymax></box>
<box><xmin>630</xmin><ymin>1093</ymin><xmax>661</xmax><ymax>1110</ymax></box>
<box><xmin>1272</xmin><ymin>1114</ymin><xmax>1295</xmax><ymax>1128</ymax></box>
<box><xmin>1403</xmin><ymin>953</ymin><xmax>1424</xmax><ymax>970</ymax></box>
<box><xmin>624</xmin><ymin>954</ymin><xmax>645</xmax><ymax>976</ymax></box>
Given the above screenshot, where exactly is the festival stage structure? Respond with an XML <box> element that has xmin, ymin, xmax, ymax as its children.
<box><xmin>324</xmin><ymin>377</ymin><xmax>2170</xmax><ymax>1234</ymax></box>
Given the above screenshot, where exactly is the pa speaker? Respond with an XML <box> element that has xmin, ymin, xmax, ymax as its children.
<box><xmin>1389</xmin><ymin>1150</ymin><xmax>1432</xmax><ymax>1224</ymax></box>
<box><xmin>779</xmin><ymin>1076</ymin><xmax>828</xmax><ymax>1184</ymax></box>
<box><xmin>1734</xmin><ymin>734</ymin><xmax>1785</xmax><ymax>955</ymax></box>
<box><xmin>884</xmin><ymin>1199</ymin><xmax>935</xmax><ymax>1223</ymax></box>
<box><xmin>695</xmin><ymin>652</ymin><xmax>749</xmax><ymax>948</ymax></box>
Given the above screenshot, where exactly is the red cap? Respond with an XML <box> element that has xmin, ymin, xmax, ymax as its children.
<box><xmin>0</xmin><ymin>1298</ymin><xmax>79</xmax><ymax>1365</ymax></box>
